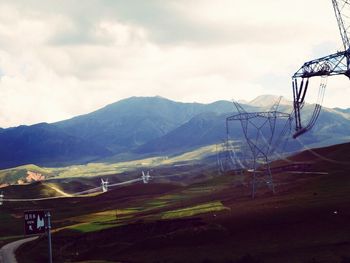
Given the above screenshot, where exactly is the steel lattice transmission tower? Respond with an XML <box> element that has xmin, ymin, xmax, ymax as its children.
<box><xmin>226</xmin><ymin>98</ymin><xmax>292</xmax><ymax>198</ymax></box>
<box><xmin>216</xmin><ymin>139</ymin><xmax>247</xmax><ymax>175</ymax></box>
<box><xmin>0</xmin><ymin>191</ymin><xmax>3</xmax><ymax>206</ymax></box>
<box><xmin>142</xmin><ymin>171</ymin><xmax>151</xmax><ymax>184</ymax></box>
<box><xmin>292</xmin><ymin>0</ymin><xmax>350</xmax><ymax>138</ymax></box>
<box><xmin>101</xmin><ymin>179</ymin><xmax>109</xmax><ymax>193</ymax></box>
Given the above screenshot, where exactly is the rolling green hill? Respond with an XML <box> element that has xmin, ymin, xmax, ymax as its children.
<box><xmin>0</xmin><ymin>144</ymin><xmax>219</xmax><ymax>185</ymax></box>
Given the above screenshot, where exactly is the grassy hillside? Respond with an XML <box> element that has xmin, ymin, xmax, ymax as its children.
<box><xmin>0</xmin><ymin>143</ymin><xmax>349</xmax><ymax>262</ymax></box>
<box><xmin>0</xmin><ymin>164</ymin><xmax>55</xmax><ymax>185</ymax></box>
<box><xmin>0</xmin><ymin>144</ymin><xmax>219</xmax><ymax>186</ymax></box>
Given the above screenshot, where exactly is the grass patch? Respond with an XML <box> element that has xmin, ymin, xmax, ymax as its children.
<box><xmin>68</xmin><ymin>222</ymin><xmax>117</xmax><ymax>233</ymax></box>
<box><xmin>158</xmin><ymin>194</ymin><xmax>187</xmax><ymax>201</ymax></box>
<box><xmin>145</xmin><ymin>200</ymin><xmax>169</xmax><ymax>207</ymax></box>
<box><xmin>64</xmin><ymin>208</ymin><xmax>141</xmax><ymax>233</ymax></box>
<box><xmin>161</xmin><ymin>201</ymin><xmax>229</xmax><ymax>219</ymax></box>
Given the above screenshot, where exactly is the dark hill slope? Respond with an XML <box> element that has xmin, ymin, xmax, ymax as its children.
<box><xmin>134</xmin><ymin>112</ymin><xmax>231</xmax><ymax>154</ymax></box>
<box><xmin>0</xmin><ymin>123</ymin><xmax>111</xmax><ymax>168</ymax></box>
<box><xmin>288</xmin><ymin>141</ymin><xmax>350</xmax><ymax>163</ymax></box>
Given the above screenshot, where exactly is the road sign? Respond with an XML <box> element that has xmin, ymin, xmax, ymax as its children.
<box><xmin>23</xmin><ymin>210</ymin><xmax>53</xmax><ymax>263</ymax></box>
<box><xmin>24</xmin><ymin>210</ymin><xmax>46</xmax><ymax>235</ymax></box>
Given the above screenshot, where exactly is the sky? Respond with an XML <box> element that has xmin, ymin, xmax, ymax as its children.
<box><xmin>0</xmin><ymin>0</ymin><xmax>349</xmax><ymax>128</ymax></box>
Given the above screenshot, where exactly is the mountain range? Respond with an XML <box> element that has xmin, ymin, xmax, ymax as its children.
<box><xmin>0</xmin><ymin>95</ymin><xmax>349</xmax><ymax>169</ymax></box>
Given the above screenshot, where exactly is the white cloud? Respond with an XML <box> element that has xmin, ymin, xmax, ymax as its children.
<box><xmin>0</xmin><ymin>0</ymin><xmax>349</xmax><ymax>128</ymax></box>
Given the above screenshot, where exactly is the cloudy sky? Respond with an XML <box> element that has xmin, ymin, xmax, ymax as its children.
<box><xmin>0</xmin><ymin>0</ymin><xmax>349</xmax><ymax>127</ymax></box>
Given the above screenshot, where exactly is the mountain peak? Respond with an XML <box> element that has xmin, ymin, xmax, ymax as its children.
<box><xmin>249</xmin><ymin>95</ymin><xmax>290</xmax><ymax>108</ymax></box>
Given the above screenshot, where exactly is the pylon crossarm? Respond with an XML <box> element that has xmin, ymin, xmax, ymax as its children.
<box><xmin>293</xmin><ymin>50</ymin><xmax>350</xmax><ymax>79</ymax></box>
<box><xmin>227</xmin><ymin>111</ymin><xmax>290</xmax><ymax>121</ymax></box>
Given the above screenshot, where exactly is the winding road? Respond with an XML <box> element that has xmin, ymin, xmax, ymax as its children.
<box><xmin>0</xmin><ymin>176</ymin><xmax>147</xmax><ymax>262</ymax></box>
<box><xmin>0</xmin><ymin>236</ymin><xmax>38</xmax><ymax>263</ymax></box>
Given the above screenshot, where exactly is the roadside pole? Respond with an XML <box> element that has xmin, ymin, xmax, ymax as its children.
<box><xmin>46</xmin><ymin>211</ymin><xmax>53</xmax><ymax>263</ymax></box>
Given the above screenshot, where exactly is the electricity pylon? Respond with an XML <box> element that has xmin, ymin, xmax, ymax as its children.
<box><xmin>226</xmin><ymin>98</ymin><xmax>292</xmax><ymax>198</ymax></box>
<box><xmin>142</xmin><ymin>171</ymin><xmax>151</xmax><ymax>184</ymax></box>
<box><xmin>292</xmin><ymin>0</ymin><xmax>350</xmax><ymax>138</ymax></box>
<box><xmin>101</xmin><ymin>179</ymin><xmax>109</xmax><ymax>192</ymax></box>
<box><xmin>0</xmin><ymin>191</ymin><xmax>3</xmax><ymax>206</ymax></box>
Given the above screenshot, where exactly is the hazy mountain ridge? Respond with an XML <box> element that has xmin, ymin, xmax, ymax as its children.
<box><xmin>334</xmin><ymin>107</ymin><xmax>350</xmax><ymax>113</ymax></box>
<box><xmin>0</xmin><ymin>95</ymin><xmax>348</xmax><ymax>170</ymax></box>
<box><xmin>248</xmin><ymin>94</ymin><xmax>291</xmax><ymax>108</ymax></box>
<box><xmin>134</xmin><ymin>96</ymin><xmax>350</xmax><ymax>156</ymax></box>
<box><xmin>54</xmin><ymin>96</ymin><xmax>235</xmax><ymax>153</ymax></box>
<box><xmin>0</xmin><ymin>123</ymin><xmax>111</xmax><ymax>169</ymax></box>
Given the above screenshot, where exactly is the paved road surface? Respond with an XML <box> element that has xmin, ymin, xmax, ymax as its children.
<box><xmin>0</xmin><ymin>236</ymin><xmax>38</xmax><ymax>263</ymax></box>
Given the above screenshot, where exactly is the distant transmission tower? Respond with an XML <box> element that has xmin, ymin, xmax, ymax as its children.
<box><xmin>217</xmin><ymin>139</ymin><xmax>247</xmax><ymax>175</ymax></box>
<box><xmin>142</xmin><ymin>171</ymin><xmax>151</xmax><ymax>184</ymax></box>
<box><xmin>216</xmin><ymin>142</ymin><xmax>225</xmax><ymax>174</ymax></box>
<box><xmin>292</xmin><ymin>0</ymin><xmax>350</xmax><ymax>138</ymax></box>
<box><xmin>226</xmin><ymin>98</ymin><xmax>292</xmax><ymax>198</ymax></box>
<box><xmin>0</xmin><ymin>191</ymin><xmax>3</xmax><ymax>206</ymax></box>
<box><xmin>101</xmin><ymin>179</ymin><xmax>109</xmax><ymax>192</ymax></box>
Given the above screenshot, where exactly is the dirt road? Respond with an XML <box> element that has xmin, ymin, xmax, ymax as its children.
<box><xmin>0</xmin><ymin>236</ymin><xmax>38</xmax><ymax>263</ymax></box>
